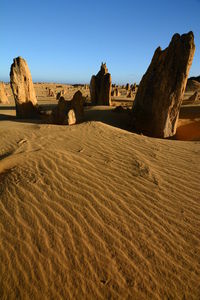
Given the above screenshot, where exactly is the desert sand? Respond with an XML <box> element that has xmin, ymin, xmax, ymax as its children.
<box><xmin>0</xmin><ymin>84</ymin><xmax>200</xmax><ymax>299</ymax></box>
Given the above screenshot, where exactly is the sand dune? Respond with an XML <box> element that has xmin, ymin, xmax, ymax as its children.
<box><xmin>0</xmin><ymin>109</ymin><xmax>200</xmax><ymax>299</ymax></box>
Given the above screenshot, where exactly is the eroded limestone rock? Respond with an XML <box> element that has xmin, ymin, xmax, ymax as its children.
<box><xmin>90</xmin><ymin>63</ymin><xmax>111</xmax><ymax>105</ymax></box>
<box><xmin>0</xmin><ymin>82</ymin><xmax>9</xmax><ymax>104</ymax></box>
<box><xmin>51</xmin><ymin>91</ymin><xmax>84</xmax><ymax>125</ymax></box>
<box><xmin>132</xmin><ymin>32</ymin><xmax>195</xmax><ymax>138</ymax></box>
<box><xmin>10</xmin><ymin>56</ymin><xmax>38</xmax><ymax>118</ymax></box>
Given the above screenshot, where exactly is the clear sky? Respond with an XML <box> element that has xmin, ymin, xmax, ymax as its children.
<box><xmin>0</xmin><ymin>0</ymin><xmax>200</xmax><ymax>84</ymax></box>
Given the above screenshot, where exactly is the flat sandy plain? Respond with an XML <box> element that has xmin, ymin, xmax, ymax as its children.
<box><xmin>0</xmin><ymin>83</ymin><xmax>200</xmax><ymax>299</ymax></box>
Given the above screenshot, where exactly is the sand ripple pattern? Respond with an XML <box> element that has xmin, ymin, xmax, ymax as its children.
<box><xmin>0</xmin><ymin>121</ymin><xmax>200</xmax><ymax>299</ymax></box>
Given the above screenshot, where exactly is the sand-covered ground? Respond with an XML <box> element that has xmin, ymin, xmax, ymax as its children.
<box><xmin>0</xmin><ymin>85</ymin><xmax>200</xmax><ymax>299</ymax></box>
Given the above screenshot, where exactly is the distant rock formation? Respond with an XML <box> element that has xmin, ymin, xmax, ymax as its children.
<box><xmin>56</xmin><ymin>90</ymin><xmax>65</xmax><ymax>100</ymax></box>
<box><xmin>10</xmin><ymin>56</ymin><xmax>38</xmax><ymax>118</ymax></box>
<box><xmin>127</xmin><ymin>90</ymin><xmax>133</xmax><ymax>98</ymax></box>
<box><xmin>111</xmin><ymin>88</ymin><xmax>120</xmax><ymax>97</ymax></box>
<box><xmin>126</xmin><ymin>83</ymin><xmax>130</xmax><ymax>90</ymax></box>
<box><xmin>0</xmin><ymin>82</ymin><xmax>9</xmax><ymax>104</ymax></box>
<box><xmin>130</xmin><ymin>83</ymin><xmax>137</xmax><ymax>91</ymax></box>
<box><xmin>187</xmin><ymin>91</ymin><xmax>200</xmax><ymax>103</ymax></box>
<box><xmin>48</xmin><ymin>88</ymin><xmax>55</xmax><ymax>97</ymax></box>
<box><xmin>188</xmin><ymin>75</ymin><xmax>200</xmax><ymax>83</ymax></box>
<box><xmin>186</xmin><ymin>79</ymin><xmax>200</xmax><ymax>92</ymax></box>
<box><xmin>56</xmin><ymin>91</ymin><xmax>61</xmax><ymax>100</ymax></box>
<box><xmin>90</xmin><ymin>63</ymin><xmax>111</xmax><ymax>105</ymax></box>
<box><xmin>116</xmin><ymin>88</ymin><xmax>120</xmax><ymax>97</ymax></box>
<box><xmin>132</xmin><ymin>31</ymin><xmax>195</xmax><ymax>138</ymax></box>
<box><xmin>51</xmin><ymin>91</ymin><xmax>84</xmax><ymax>125</ymax></box>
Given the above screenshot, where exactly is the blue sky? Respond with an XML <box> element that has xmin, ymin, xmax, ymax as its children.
<box><xmin>0</xmin><ymin>0</ymin><xmax>200</xmax><ymax>84</ymax></box>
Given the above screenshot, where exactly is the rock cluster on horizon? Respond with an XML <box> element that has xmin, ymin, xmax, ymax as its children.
<box><xmin>0</xmin><ymin>82</ymin><xmax>9</xmax><ymax>104</ymax></box>
<box><xmin>90</xmin><ymin>63</ymin><xmax>111</xmax><ymax>105</ymax></box>
<box><xmin>111</xmin><ymin>88</ymin><xmax>120</xmax><ymax>97</ymax></box>
<box><xmin>10</xmin><ymin>56</ymin><xmax>38</xmax><ymax>118</ymax></box>
<box><xmin>132</xmin><ymin>31</ymin><xmax>195</xmax><ymax>138</ymax></box>
<box><xmin>51</xmin><ymin>90</ymin><xmax>84</xmax><ymax>125</ymax></box>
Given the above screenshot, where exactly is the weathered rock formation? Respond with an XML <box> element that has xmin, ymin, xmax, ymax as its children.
<box><xmin>10</xmin><ymin>57</ymin><xmax>38</xmax><ymax>118</ymax></box>
<box><xmin>70</xmin><ymin>90</ymin><xmax>84</xmax><ymax>124</ymax></box>
<box><xmin>56</xmin><ymin>91</ymin><xmax>62</xmax><ymax>100</ymax></box>
<box><xmin>186</xmin><ymin>79</ymin><xmax>200</xmax><ymax>92</ymax></box>
<box><xmin>111</xmin><ymin>88</ymin><xmax>120</xmax><ymax>97</ymax></box>
<box><xmin>188</xmin><ymin>75</ymin><xmax>200</xmax><ymax>83</ymax></box>
<box><xmin>127</xmin><ymin>90</ymin><xmax>133</xmax><ymax>98</ymax></box>
<box><xmin>51</xmin><ymin>91</ymin><xmax>84</xmax><ymax>125</ymax></box>
<box><xmin>126</xmin><ymin>83</ymin><xmax>130</xmax><ymax>91</ymax></box>
<box><xmin>0</xmin><ymin>82</ymin><xmax>9</xmax><ymax>104</ymax></box>
<box><xmin>48</xmin><ymin>88</ymin><xmax>55</xmax><ymax>97</ymax></box>
<box><xmin>187</xmin><ymin>91</ymin><xmax>200</xmax><ymax>103</ymax></box>
<box><xmin>56</xmin><ymin>90</ymin><xmax>65</xmax><ymax>100</ymax></box>
<box><xmin>130</xmin><ymin>83</ymin><xmax>137</xmax><ymax>92</ymax></box>
<box><xmin>90</xmin><ymin>63</ymin><xmax>111</xmax><ymax>105</ymax></box>
<box><xmin>132</xmin><ymin>32</ymin><xmax>195</xmax><ymax>138</ymax></box>
<box><xmin>116</xmin><ymin>89</ymin><xmax>120</xmax><ymax>97</ymax></box>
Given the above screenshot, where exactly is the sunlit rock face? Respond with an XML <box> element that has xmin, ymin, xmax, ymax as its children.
<box><xmin>0</xmin><ymin>82</ymin><xmax>9</xmax><ymax>104</ymax></box>
<box><xmin>10</xmin><ymin>56</ymin><xmax>38</xmax><ymax>118</ymax></box>
<box><xmin>132</xmin><ymin>32</ymin><xmax>195</xmax><ymax>138</ymax></box>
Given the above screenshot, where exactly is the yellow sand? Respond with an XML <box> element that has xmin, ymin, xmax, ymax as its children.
<box><xmin>0</xmin><ymin>86</ymin><xmax>200</xmax><ymax>299</ymax></box>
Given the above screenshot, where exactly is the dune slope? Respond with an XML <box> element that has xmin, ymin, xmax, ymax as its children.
<box><xmin>0</xmin><ymin>120</ymin><xmax>200</xmax><ymax>299</ymax></box>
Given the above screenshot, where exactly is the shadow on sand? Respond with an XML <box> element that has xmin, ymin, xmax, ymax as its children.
<box><xmin>84</xmin><ymin>107</ymin><xmax>132</xmax><ymax>131</ymax></box>
<box><xmin>0</xmin><ymin>104</ymin><xmax>132</xmax><ymax>131</ymax></box>
<box><xmin>1</xmin><ymin>104</ymin><xmax>199</xmax><ymax>140</ymax></box>
<box><xmin>175</xmin><ymin>120</ymin><xmax>200</xmax><ymax>141</ymax></box>
<box><xmin>179</xmin><ymin>105</ymin><xmax>200</xmax><ymax>119</ymax></box>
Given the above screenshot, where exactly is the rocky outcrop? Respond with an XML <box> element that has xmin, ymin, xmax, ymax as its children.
<box><xmin>127</xmin><ymin>90</ymin><xmax>133</xmax><ymax>98</ymax></box>
<box><xmin>188</xmin><ymin>75</ymin><xmax>200</xmax><ymax>83</ymax></box>
<box><xmin>116</xmin><ymin>89</ymin><xmax>120</xmax><ymax>97</ymax></box>
<box><xmin>0</xmin><ymin>82</ymin><xmax>9</xmax><ymax>104</ymax></box>
<box><xmin>10</xmin><ymin>56</ymin><xmax>38</xmax><ymax>118</ymax></box>
<box><xmin>56</xmin><ymin>91</ymin><xmax>61</xmax><ymax>100</ymax></box>
<box><xmin>186</xmin><ymin>79</ymin><xmax>200</xmax><ymax>92</ymax></box>
<box><xmin>48</xmin><ymin>88</ymin><xmax>55</xmax><ymax>97</ymax></box>
<box><xmin>56</xmin><ymin>90</ymin><xmax>64</xmax><ymax>100</ymax></box>
<box><xmin>51</xmin><ymin>91</ymin><xmax>84</xmax><ymax>125</ymax></box>
<box><xmin>132</xmin><ymin>32</ymin><xmax>195</xmax><ymax>138</ymax></box>
<box><xmin>70</xmin><ymin>90</ymin><xmax>84</xmax><ymax>124</ymax></box>
<box><xmin>187</xmin><ymin>91</ymin><xmax>200</xmax><ymax>103</ymax></box>
<box><xmin>90</xmin><ymin>63</ymin><xmax>111</xmax><ymax>105</ymax></box>
<box><xmin>90</xmin><ymin>76</ymin><xmax>96</xmax><ymax>103</ymax></box>
<box><xmin>130</xmin><ymin>83</ymin><xmax>137</xmax><ymax>91</ymax></box>
<box><xmin>111</xmin><ymin>88</ymin><xmax>120</xmax><ymax>97</ymax></box>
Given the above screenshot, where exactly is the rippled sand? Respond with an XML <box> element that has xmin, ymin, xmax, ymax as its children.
<box><xmin>0</xmin><ymin>104</ymin><xmax>200</xmax><ymax>299</ymax></box>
